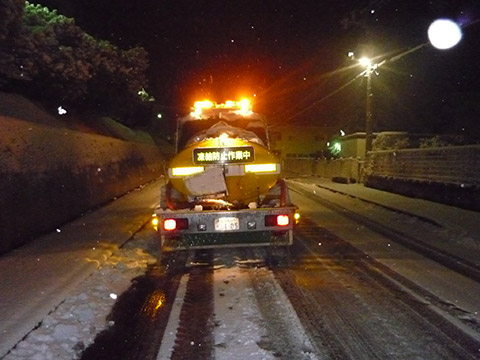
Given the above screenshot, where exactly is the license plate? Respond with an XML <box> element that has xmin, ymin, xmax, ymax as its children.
<box><xmin>215</xmin><ymin>217</ymin><xmax>239</xmax><ymax>231</ymax></box>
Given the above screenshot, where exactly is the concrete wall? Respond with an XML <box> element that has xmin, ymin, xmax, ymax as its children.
<box><xmin>0</xmin><ymin>117</ymin><xmax>165</xmax><ymax>254</ymax></box>
<box><xmin>283</xmin><ymin>145</ymin><xmax>480</xmax><ymax>211</ymax></box>
<box><xmin>364</xmin><ymin>145</ymin><xmax>480</xmax><ymax>211</ymax></box>
<box><xmin>364</xmin><ymin>145</ymin><xmax>480</xmax><ymax>184</ymax></box>
<box><xmin>284</xmin><ymin>157</ymin><xmax>361</xmax><ymax>183</ymax></box>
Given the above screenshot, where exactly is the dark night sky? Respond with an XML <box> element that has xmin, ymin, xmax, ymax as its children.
<box><xmin>35</xmin><ymin>0</ymin><xmax>480</xmax><ymax>135</ymax></box>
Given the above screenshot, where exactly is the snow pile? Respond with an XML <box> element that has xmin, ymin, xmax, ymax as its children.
<box><xmin>4</xmin><ymin>233</ymin><xmax>157</xmax><ymax>360</ymax></box>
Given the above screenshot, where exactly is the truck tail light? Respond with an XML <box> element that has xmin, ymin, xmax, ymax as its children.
<box><xmin>163</xmin><ymin>218</ymin><xmax>189</xmax><ymax>231</ymax></box>
<box><xmin>276</xmin><ymin>215</ymin><xmax>290</xmax><ymax>226</ymax></box>
<box><xmin>265</xmin><ymin>214</ymin><xmax>290</xmax><ymax>227</ymax></box>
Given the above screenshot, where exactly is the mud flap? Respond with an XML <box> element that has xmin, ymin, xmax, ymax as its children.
<box><xmin>266</xmin><ymin>230</ymin><xmax>293</xmax><ymax>267</ymax></box>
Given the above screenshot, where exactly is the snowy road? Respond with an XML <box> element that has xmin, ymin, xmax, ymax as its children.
<box><xmin>2</xmin><ymin>178</ymin><xmax>480</xmax><ymax>359</ymax></box>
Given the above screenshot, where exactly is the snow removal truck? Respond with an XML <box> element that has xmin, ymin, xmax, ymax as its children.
<box><xmin>153</xmin><ymin>99</ymin><xmax>298</xmax><ymax>253</ymax></box>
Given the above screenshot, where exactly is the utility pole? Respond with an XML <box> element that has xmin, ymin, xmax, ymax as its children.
<box><xmin>365</xmin><ymin>68</ymin><xmax>373</xmax><ymax>158</ymax></box>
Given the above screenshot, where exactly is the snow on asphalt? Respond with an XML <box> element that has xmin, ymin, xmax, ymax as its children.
<box><xmin>5</xmin><ymin>178</ymin><xmax>480</xmax><ymax>359</ymax></box>
<box><xmin>2</xmin><ymin>227</ymin><xmax>316</xmax><ymax>360</ymax></box>
<box><xmin>214</xmin><ymin>265</ymin><xmax>276</xmax><ymax>359</ymax></box>
<box><xmin>212</xmin><ymin>263</ymin><xmax>318</xmax><ymax>360</ymax></box>
<box><xmin>3</xmin><ymin>232</ymin><xmax>157</xmax><ymax>360</ymax></box>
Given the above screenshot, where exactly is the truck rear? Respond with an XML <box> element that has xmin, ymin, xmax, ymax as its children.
<box><xmin>153</xmin><ymin>99</ymin><xmax>298</xmax><ymax>253</ymax></box>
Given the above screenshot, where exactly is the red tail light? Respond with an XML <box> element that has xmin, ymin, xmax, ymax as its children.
<box><xmin>163</xmin><ymin>218</ymin><xmax>189</xmax><ymax>231</ymax></box>
<box><xmin>276</xmin><ymin>215</ymin><xmax>289</xmax><ymax>226</ymax></box>
<box><xmin>163</xmin><ymin>219</ymin><xmax>177</xmax><ymax>231</ymax></box>
<box><xmin>265</xmin><ymin>214</ymin><xmax>290</xmax><ymax>227</ymax></box>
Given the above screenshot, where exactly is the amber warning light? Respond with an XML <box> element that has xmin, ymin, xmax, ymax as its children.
<box><xmin>191</xmin><ymin>99</ymin><xmax>253</xmax><ymax>118</ymax></box>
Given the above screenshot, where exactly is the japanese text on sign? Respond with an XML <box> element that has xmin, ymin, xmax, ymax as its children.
<box><xmin>193</xmin><ymin>146</ymin><xmax>255</xmax><ymax>164</ymax></box>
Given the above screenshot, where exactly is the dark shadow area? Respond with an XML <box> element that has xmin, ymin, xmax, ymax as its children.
<box><xmin>80</xmin><ymin>258</ymin><xmax>185</xmax><ymax>360</ymax></box>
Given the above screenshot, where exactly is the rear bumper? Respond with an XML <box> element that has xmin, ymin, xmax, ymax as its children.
<box><xmin>154</xmin><ymin>206</ymin><xmax>296</xmax><ymax>250</ymax></box>
<box><xmin>160</xmin><ymin>230</ymin><xmax>293</xmax><ymax>251</ymax></box>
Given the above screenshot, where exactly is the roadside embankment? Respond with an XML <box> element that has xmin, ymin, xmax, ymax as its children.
<box><xmin>0</xmin><ymin>116</ymin><xmax>165</xmax><ymax>255</ymax></box>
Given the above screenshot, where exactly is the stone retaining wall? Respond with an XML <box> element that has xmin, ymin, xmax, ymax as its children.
<box><xmin>364</xmin><ymin>145</ymin><xmax>480</xmax><ymax>211</ymax></box>
<box><xmin>365</xmin><ymin>145</ymin><xmax>480</xmax><ymax>184</ymax></box>
<box><xmin>0</xmin><ymin>117</ymin><xmax>165</xmax><ymax>254</ymax></box>
<box><xmin>283</xmin><ymin>145</ymin><xmax>480</xmax><ymax>211</ymax></box>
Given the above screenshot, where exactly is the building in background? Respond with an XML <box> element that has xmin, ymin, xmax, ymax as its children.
<box><xmin>336</xmin><ymin>132</ymin><xmax>369</xmax><ymax>159</ymax></box>
<box><xmin>269</xmin><ymin>125</ymin><xmax>335</xmax><ymax>159</ymax></box>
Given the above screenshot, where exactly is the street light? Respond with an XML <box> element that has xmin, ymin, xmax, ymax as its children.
<box><xmin>346</xmin><ymin>19</ymin><xmax>462</xmax><ymax>159</ymax></box>
<box><xmin>358</xmin><ymin>57</ymin><xmax>371</xmax><ymax>68</ymax></box>
<box><xmin>349</xmin><ymin>20</ymin><xmax>462</xmax><ymax>158</ymax></box>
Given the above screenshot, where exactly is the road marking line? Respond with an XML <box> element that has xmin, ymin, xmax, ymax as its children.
<box><xmin>156</xmin><ymin>274</ymin><xmax>189</xmax><ymax>360</ymax></box>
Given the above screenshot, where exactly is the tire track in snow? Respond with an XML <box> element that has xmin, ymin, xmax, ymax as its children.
<box><xmin>212</xmin><ymin>249</ymin><xmax>319</xmax><ymax>360</ymax></box>
<box><xmin>169</xmin><ymin>251</ymin><xmax>215</xmax><ymax>360</ymax></box>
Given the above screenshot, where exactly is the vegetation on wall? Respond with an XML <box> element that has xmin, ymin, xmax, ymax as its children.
<box><xmin>0</xmin><ymin>1</ymin><xmax>154</xmax><ymax>126</ymax></box>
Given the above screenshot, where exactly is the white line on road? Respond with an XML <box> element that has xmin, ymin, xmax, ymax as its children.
<box><xmin>156</xmin><ymin>274</ymin><xmax>189</xmax><ymax>360</ymax></box>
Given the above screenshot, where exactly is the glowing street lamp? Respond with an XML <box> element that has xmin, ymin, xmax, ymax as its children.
<box><xmin>359</xmin><ymin>57</ymin><xmax>371</xmax><ymax>67</ymax></box>
<box><xmin>346</xmin><ymin>19</ymin><xmax>461</xmax><ymax>159</ymax></box>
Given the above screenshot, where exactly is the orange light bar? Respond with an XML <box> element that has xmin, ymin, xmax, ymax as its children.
<box><xmin>239</xmin><ymin>99</ymin><xmax>250</xmax><ymax>113</ymax></box>
<box><xmin>194</xmin><ymin>100</ymin><xmax>214</xmax><ymax>110</ymax></box>
<box><xmin>191</xmin><ymin>99</ymin><xmax>253</xmax><ymax>118</ymax></box>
